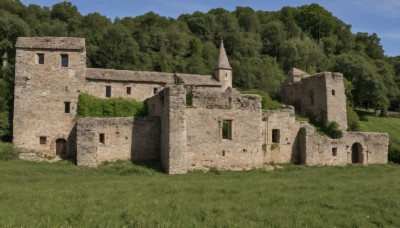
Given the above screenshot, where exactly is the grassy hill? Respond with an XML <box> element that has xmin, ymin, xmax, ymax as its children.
<box><xmin>0</xmin><ymin>160</ymin><xmax>400</xmax><ymax>227</ymax></box>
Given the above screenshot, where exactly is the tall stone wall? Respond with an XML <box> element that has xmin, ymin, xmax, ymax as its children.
<box><xmin>185</xmin><ymin>88</ymin><xmax>264</xmax><ymax>171</ymax></box>
<box><xmin>299</xmin><ymin>124</ymin><xmax>388</xmax><ymax>165</ymax></box>
<box><xmin>13</xmin><ymin>37</ymin><xmax>86</xmax><ymax>156</ymax></box>
<box><xmin>299</xmin><ymin>74</ymin><xmax>328</xmax><ymax>124</ymax></box>
<box><xmin>77</xmin><ymin>117</ymin><xmax>160</xmax><ymax>166</ymax></box>
<box><xmin>262</xmin><ymin>106</ymin><xmax>301</xmax><ymax>164</ymax></box>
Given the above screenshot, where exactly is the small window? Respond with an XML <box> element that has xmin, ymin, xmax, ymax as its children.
<box><xmin>61</xmin><ymin>54</ymin><xmax>69</xmax><ymax>67</ymax></box>
<box><xmin>332</xmin><ymin>90</ymin><xmax>335</xmax><ymax>96</ymax></box>
<box><xmin>37</xmin><ymin>53</ymin><xmax>44</xmax><ymax>64</ymax></box>
<box><xmin>310</xmin><ymin>92</ymin><xmax>314</xmax><ymax>106</ymax></box>
<box><xmin>40</xmin><ymin>136</ymin><xmax>46</xmax><ymax>145</ymax></box>
<box><xmin>153</xmin><ymin>87</ymin><xmax>158</xmax><ymax>94</ymax></box>
<box><xmin>291</xmin><ymin>89</ymin><xmax>294</xmax><ymax>95</ymax></box>
<box><xmin>106</xmin><ymin>86</ymin><xmax>111</xmax><ymax>98</ymax></box>
<box><xmin>64</xmin><ymin>102</ymin><xmax>70</xmax><ymax>113</ymax></box>
<box><xmin>332</xmin><ymin>147</ymin><xmax>338</xmax><ymax>156</ymax></box>
<box><xmin>126</xmin><ymin>87</ymin><xmax>131</xmax><ymax>95</ymax></box>
<box><xmin>222</xmin><ymin>120</ymin><xmax>232</xmax><ymax>140</ymax></box>
<box><xmin>99</xmin><ymin>133</ymin><xmax>105</xmax><ymax>144</ymax></box>
<box><xmin>272</xmin><ymin>129</ymin><xmax>280</xmax><ymax>143</ymax></box>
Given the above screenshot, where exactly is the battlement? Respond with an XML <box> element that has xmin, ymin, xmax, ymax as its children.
<box><xmin>16</xmin><ymin>37</ymin><xmax>85</xmax><ymax>50</ymax></box>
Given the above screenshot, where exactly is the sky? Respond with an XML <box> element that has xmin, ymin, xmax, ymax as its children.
<box><xmin>20</xmin><ymin>0</ymin><xmax>400</xmax><ymax>56</ymax></box>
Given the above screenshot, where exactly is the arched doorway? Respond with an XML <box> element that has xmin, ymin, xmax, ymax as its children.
<box><xmin>56</xmin><ymin>138</ymin><xmax>67</xmax><ymax>156</ymax></box>
<box><xmin>351</xmin><ymin>143</ymin><xmax>363</xmax><ymax>164</ymax></box>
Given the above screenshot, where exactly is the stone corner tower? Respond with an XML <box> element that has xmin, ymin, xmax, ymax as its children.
<box><xmin>214</xmin><ymin>39</ymin><xmax>232</xmax><ymax>91</ymax></box>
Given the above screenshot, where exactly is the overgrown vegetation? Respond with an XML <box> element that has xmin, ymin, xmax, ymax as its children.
<box><xmin>240</xmin><ymin>89</ymin><xmax>281</xmax><ymax>110</ymax></box>
<box><xmin>1</xmin><ymin>1</ymin><xmax>400</xmax><ymax>141</ymax></box>
<box><xmin>77</xmin><ymin>93</ymin><xmax>147</xmax><ymax>118</ymax></box>
<box><xmin>357</xmin><ymin>110</ymin><xmax>400</xmax><ymax>163</ymax></box>
<box><xmin>0</xmin><ymin>142</ymin><xmax>17</xmax><ymax>160</ymax></box>
<box><xmin>0</xmin><ymin>161</ymin><xmax>400</xmax><ymax>226</ymax></box>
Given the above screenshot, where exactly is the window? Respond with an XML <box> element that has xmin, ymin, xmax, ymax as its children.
<box><xmin>61</xmin><ymin>54</ymin><xmax>69</xmax><ymax>67</ymax></box>
<box><xmin>222</xmin><ymin>120</ymin><xmax>232</xmax><ymax>140</ymax></box>
<box><xmin>272</xmin><ymin>129</ymin><xmax>280</xmax><ymax>143</ymax></box>
<box><xmin>99</xmin><ymin>133</ymin><xmax>105</xmax><ymax>144</ymax></box>
<box><xmin>40</xmin><ymin>136</ymin><xmax>46</xmax><ymax>145</ymax></box>
<box><xmin>105</xmin><ymin>86</ymin><xmax>111</xmax><ymax>98</ymax></box>
<box><xmin>332</xmin><ymin>90</ymin><xmax>336</xmax><ymax>96</ymax></box>
<box><xmin>332</xmin><ymin>147</ymin><xmax>338</xmax><ymax>156</ymax></box>
<box><xmin>64</xmin><ymin>102</ymin><xmax>70</xmax><ymax>113</ymax></box>
<box><xmin>310</xmin><ymin>92</ymin><xmax>314</xmax><ymax>106</ymax></box>
<box><xmin>37</xmin><ymin>53</ymin><xmax>44</xmax><ymax>64</ymax></box>
<box><xmin>153</xmin><ymin>87</ymin><xmax>158</xmax><ymax>94</ymax></box>
<box><xmin>126</xmin><ymin>87</ymin><xmax>131</xmax><ymax>95</ymax></box>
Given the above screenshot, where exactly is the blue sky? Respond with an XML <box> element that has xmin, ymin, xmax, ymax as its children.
<box><xmin>20</xmin><ymin>0</ymin><xmax>400</xmax><ymax>56</ymax></box>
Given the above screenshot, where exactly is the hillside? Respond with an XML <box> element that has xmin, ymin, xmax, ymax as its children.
<box><xmin>0</xmin><ymin>1</ymin><xmax>399</xmax><ymax>142</ymax></box>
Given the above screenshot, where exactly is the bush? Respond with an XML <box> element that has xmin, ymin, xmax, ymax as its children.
<box><xmin>77</xmin><ymin>93</ymin><xmax>147</xmax><ymax>117</ymax></box>
<box><xmin>0</xmin><ymin>142</ymin><xmax>17</xmax><ymax>160</ymax></box>
<box><xmin>240</xmin><ymin>89</ymin><xmax>281</xmax><ymax>110</ymax></box>
<box><xmin>347</xmin><ymin>105</ymin><xmax>360</xmax><ymax>131</ymax></box>
<box><xmin>388</xmin><ymin>143</ymin><xmax>400</xmax><ymax>164</ymax></box>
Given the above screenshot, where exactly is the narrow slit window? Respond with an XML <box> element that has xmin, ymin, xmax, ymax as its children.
<box><xmin>64</xmin><ymin>102</ymin><xmax>70</xmax><ymax>113</ymax></box>
<box><xmin>332</xmin><ymin>147</ymin><xmax>338</xmax><ymax>156</ymax></box>
<box><xmin>105</xmin><ymin>86</ymin><xmax>111</xmax><ymax>98</ymax></box>
<box><xmin>40</xmin><ymin>136</ymin><xmax>46</xmax><ymax>145</ymax></box>
<box><xmin>37</xmin><ymin>53</ymin><xmax>44</xmax><ymax>64</ymax></box>
<box><xmin>332</xmin><ymin>90</ymin><xmax>336</xmax><ymax>96</ymax></box>
<box><xmin>272</xmin><ymin>129</ymin><xmax>280</xmax><ymax>143</ymax></box>
<box><xmin>61</xmin><ymin>54</ymin><xmax>69</xmax><ymax>67</ymax></box>
<box><xmin>222</xmin><ymin>120</ymin><xmax>232</xmax><ymax>140</ymax></box>
<box><xmin>99</xmin><ymin>133</ymin><xmax>105</xmax><ymax>144</ymax></box>
<box><xmin>153</xmin><ymin>87</ymin><xmax>158</xmax><ymax>94</ymax></box>
<box><xmin>310</xmin><ymin>92</ymin><xmax>314</xmax><ymax>106</ymax></box>
<box><xmin>126</xmin><ymin>87</ymin><xmax>131</xmax><ymax>95</ymax></box>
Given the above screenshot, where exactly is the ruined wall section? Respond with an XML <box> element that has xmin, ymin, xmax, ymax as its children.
<box><xmin>325</xmin><ymin>72</ymin><xmax>347</xmax><ymax>130</ymax></box>
<box><xmin>299</xmin><ymin>124</ymin><xmax>388</xmax><ymax>165</ymax></box>
<box><xmin>186</xmin><ymin>88</ymin><xmax>263</xmax><ymax>171</ymax></box>
<box><xmin>281</xmin><ymin>82</ymin><xmax>302</xmax><ymax>110</ymax></box>
<box><xmin>299</xmin><ymin>74</ymin><xmax>328</xmax><ymax>124</ymax></box>
<box><xmin>14</xmin><ymin>37</ymin><xmax>86</xmax><ymax>156</ymax></box>
<box><xmin>76</xmin><ymin>117</ymin><xmax>160</xmax><ymax>166</ymax></box>
<box><xmin>262</xmin><ymin>106</ymin><xmax>301</xmax><ymax>164</ymax></box>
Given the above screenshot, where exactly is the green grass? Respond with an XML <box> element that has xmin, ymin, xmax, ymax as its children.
<box><xmin>1</xmin><ymin>161</ymin><xmax>400</xmax><ymax>227</ymax></box>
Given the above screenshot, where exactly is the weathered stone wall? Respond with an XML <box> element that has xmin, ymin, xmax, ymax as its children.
<box><xmin>76</xmin><ymin>117</ymin><xmax>160</xmax><ymax>166</ymax></box>
<box><xmin>324</xmin><ymin>72</ymin><xmax>347</xmax><ymax>130</ymax></box>
<box><xmin>299</xmin><ymin>124</ymin><xmax>388</xmax><ymax>165</ymax></box>
<box><xmin>262</xmin><ymin>106</ymin><xmax>301</xmax><ymax>164</ymax></box>
<box><xmin>185</xmin><ymin>88</ymin><xmax>264</xmax><ymax>171</ymax></box>
<box><xmin>14</xmin><ymin>37</ymin><xmax>86</xmax><ymax>157</ymax></box>
<box><xmin>299</xmin><ymin>74</ymin><xmax>328</xmax><ymax>124</ymax></box>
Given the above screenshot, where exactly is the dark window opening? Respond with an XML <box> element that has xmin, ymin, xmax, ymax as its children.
<box><xmin>332</xmin><ymin>90</ymin><xmax>336</xmax><ymax>96</ymax></box>
<box><xmin>64</xmin><ymin>102</ymin><xmax>70</xmax><ymax>113</ymax></box>
<box><xmin>222</xmin><ymin>120</ymin><xmax>232</xmax><ymax>140</ymax></box>
<box><xmin>105</xmin><ymin>86</ymin><xmax>111</xmax><ymax>98</ymax></box>
<box><xmin>40</xmin><ymin>136</ymin><xmax>46</xmax><ymax>145</ymax></box>
<box><xmin>310</xmin><ymin>93</ymin><xmax>314</xmax><ymax>106</ymax></box>
<box><xmin>37</xmin><ymin>53</ymin><xmax>44</xmax><ymax>64</ymax></box>
<box><xmin>291</xmin><ymin>89</ymin><xmax>294</xmax><ymax>95</ymax></box>
<box><xmin>153</xmin><ymin>87</ymin><xmax>158</xmax><ymax>94</ymax></box>
<box><xmin>61</xmin><ymin>54</ymin><xmax>69</xmax><ymax>67</ymax></box>
<box><xmin>222</xmin><ymin>151</ymin><xmax>225</xmax><ymax>156</ymax></box>
<box><xmin>99</xmin><ymin>133</ymin><xmax>105</xmax><ymax>144</ymax></box>
<box><xmin>332</xmin><ymin>147</ymin><xmax>338</xmax><ymax>156</ymax></box>
<box><xmin>272</xmin><ymin>129</ymin><xmax>280</xmax><ymax>143</ymax></box>
<box><xmin>126</xmin><ymin>87</ymin><xmax>131</xmax><ymax>95</ymax></box>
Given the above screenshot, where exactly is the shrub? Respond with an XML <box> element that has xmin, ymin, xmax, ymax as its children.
<box><xmin>240</xmin><ymin>89</ymin><xmax>281</xmax><ymax>110</ymax></box>
<box><xmin>347</xmin><ymin>105</ymin><xmax>360</xmax><ymax>131</ymax></box>
<box><xmin>77</xmin><ymin>93</ymin><xmax>147</xmax><ymax>118</ymax></box>
<box><xmin>388</xmin><ymin>143</ymin><xmax>400</xmax><ymax>164</ymax></box>
<box><xmin>0</xmin><ymin>142</ymin><xmax>17</xmax><ymax>160</ymax></box>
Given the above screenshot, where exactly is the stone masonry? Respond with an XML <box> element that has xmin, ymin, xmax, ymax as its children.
<box><xmin>13</xmin><ymin>36</ymin><xmax>389</xmax><ymax>174</ymax></box>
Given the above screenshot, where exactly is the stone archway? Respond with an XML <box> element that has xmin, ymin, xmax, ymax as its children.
<box><xmin>351</xmin><ymin>143</ymin><xmax>363</xmax><ymax>164</ymax></box>
<box><xmin>56</xmin><ymin>138</ymin><xmax>67</xmax><ymax>156</ymax></box>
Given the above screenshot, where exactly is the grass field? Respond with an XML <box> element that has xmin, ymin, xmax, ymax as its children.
<box><xmin>1</xmin><ymin>160</ymin><xmax>400</xmax><ymax>227</ymax></box>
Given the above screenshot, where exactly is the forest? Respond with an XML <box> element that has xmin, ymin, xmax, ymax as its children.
<box><xmin>0</xmin><ymin>0</ymin><xmax>399</xmax><ymax>141</ymax></box>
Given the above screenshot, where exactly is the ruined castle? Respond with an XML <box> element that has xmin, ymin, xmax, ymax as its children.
<box><xmin>13</xmin><ymin>37</ymin><xmax>389</xmax><ymax>174</ymax></box>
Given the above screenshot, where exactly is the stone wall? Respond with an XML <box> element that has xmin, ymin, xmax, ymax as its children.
<box><xmin>262</xmin><ymin>106</ymin><xmax>301</xmax><ymax>164</ymax></box>
<box><xmin>77</xmin><ymin>117</ymin><xmax>160</xmax><ymax>166</ymax></box>
<box><xmin>13</xmin><ymin>37</ymin><xmax>86</xmax><ymax>157</ymax></box>
<box><xmin>299</xmin><ymin>124</ymin><xmax>388</xmax><ymax>165</ymax></box>
<box><xmin>185</xmin><ymin>88</ymin><xmax>264</xmax><ymax>171</ymax></box>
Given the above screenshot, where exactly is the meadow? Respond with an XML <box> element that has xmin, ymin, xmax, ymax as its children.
<box><xmin>1</xmin><ymin>160</ymin><xmax>400</xmax><ymax>227</ymax></box>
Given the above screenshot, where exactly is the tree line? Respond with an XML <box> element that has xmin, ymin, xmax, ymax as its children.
<box><xmin>0</xmin><ymin>0</ymin><xmax>399</xmax><ymax>141</ymax></box>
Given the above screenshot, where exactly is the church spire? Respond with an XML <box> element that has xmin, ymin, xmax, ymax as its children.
<box><xmin>215</xmin><ymin>38</ymin><xmax>232</xmax><ymax>70</ymax></box>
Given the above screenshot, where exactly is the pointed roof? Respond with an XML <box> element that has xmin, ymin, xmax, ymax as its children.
<box><xmin>215</xmin><ymin>39</ymin><xmax>232</xmax><ymax>70</ymax></box>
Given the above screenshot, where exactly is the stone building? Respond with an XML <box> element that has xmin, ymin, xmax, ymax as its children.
<box><xmin>13</xmin><ymin>37</ymin><xmax>389</xmax><ymax>174</ymax></box>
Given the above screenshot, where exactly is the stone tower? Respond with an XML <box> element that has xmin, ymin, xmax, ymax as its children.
<box><xmin>214</xmin><ymin>39</ymin><xmax>232</xmax><ymax>91</ymax></box>
<box><xmin>2</xmin><ymin>52</ymin><xmax>7</xmax><ymax>67</ymax></box>
<box><xmin>13</xmin><ymin>37</ymin><xmax>86</xmax><ymax>156</ymax></box>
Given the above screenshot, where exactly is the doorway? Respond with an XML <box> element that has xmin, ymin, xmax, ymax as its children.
<box><xmin>351</xmin><ymin>143</ymin><xmax>363</xmax><ymax>164</ymax></box>
<box><xmin>56</xmin><ymin>138</ymin><xmax>67</xmax><ymax>156</ymax></box>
